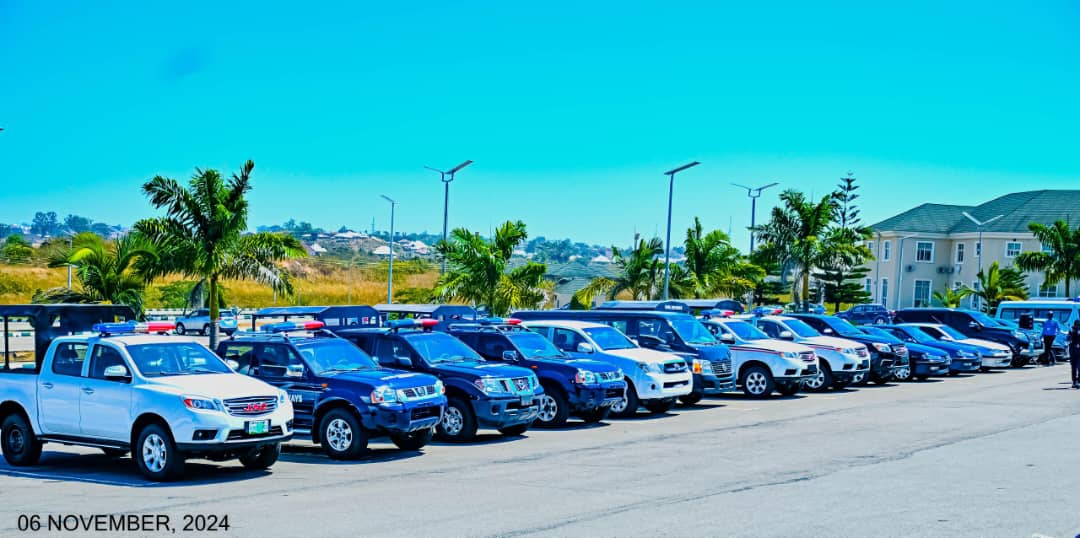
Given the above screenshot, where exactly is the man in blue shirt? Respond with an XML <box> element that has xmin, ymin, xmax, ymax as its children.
<box><xmin>1042</xmin><ymin>313</ymin><xmax>1061</xmax><ymax>366</ymax></box>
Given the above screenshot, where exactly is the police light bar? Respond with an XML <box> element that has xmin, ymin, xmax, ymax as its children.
<box><xmin>262</xmin><ymin>321</ymin><xmax>326</xmax><ymax>333</ymax></box>
<box><xmin>93</xmin><ymin>322</ymin><xmax>176</xmax><ymax>335</ymax></box>
<box><xmin>505</xmin><ymin>318</ymin><xmax>522</xmax><ymax>325</ymax></box>
<box><xmin>387</xmin><ymin>318</ymin><xmax>439</xmax><ymax>330</ymax></box>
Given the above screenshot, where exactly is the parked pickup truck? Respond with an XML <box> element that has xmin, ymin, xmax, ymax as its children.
<box><xmin>0</xmin><ymin>321</ymin><xmax>293</xmax><ymax>481</ymax></box>
<box><xmin>218</xmin><ymin>321</ymin><xmax>447</xmax><ymax>459</ymax></box>
<box><xmin>446</xmin><ymin>318</ymin><xmax>626</xmax><ymax>427</ymax></box>
<box><xmin>747</xmin><ymin>315</ymin><xmax>870</xmax><ymax>391</ymax></box>
<box><xmin>338</xmin><ymin>320</ymin><xmax>543</xmax><ymax>442</ymax></box>
<box><xmin>700</xmin><ymin>317</ymin><xmax>819</xmax><ymax>397</ymax></box>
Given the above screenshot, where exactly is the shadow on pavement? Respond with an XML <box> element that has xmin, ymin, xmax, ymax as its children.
<box><xmin>279</xmin><ymin>444</ymin><xmax>425</xmax><ymax>465</ymax></box>
<box><xmin>428</xmin><ymin>433</ymin><xmax>529</xmax><ymax>447</ymax></box>
<box><xmin>0</xmin><ymin>450</ymin><xmax>269</xmax><ymax>487</ymax></box>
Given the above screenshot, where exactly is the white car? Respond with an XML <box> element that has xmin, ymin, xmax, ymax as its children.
<box><xmin>702</xmin><ymin>318</ymin><xmax>820</xmax><ymax>397</ymax></box>
<box><xmin>748</xmin><ymin>315</ymin><xmax>870</xmax><ymax>390</ymax></box>
<box><xmin>0</xmin><ymin>322</ymin><xmax>293</xmax><ymax>481</ymax></box>
<box><xmin>521</xmin><ymin>320</ymin><xmax>693</xmax><ymax>416</ymax></box>
<box><xmin>904</xmin><ymin>323</ymin><xmax>1014</xmax><ymax>369</ymax></box>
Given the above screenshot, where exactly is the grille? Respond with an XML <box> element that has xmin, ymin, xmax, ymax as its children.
<box><xmin>605</xmin><ymin>388</ymin><xmax>624</xmax><ymax>398</ymax></box>
<box><xmin>401</xmin><ymin>385</ymin><xmax>440</xmax><ymax>400</ymax></box>
<box><xmin>226</xmin><ymin>426</ymin><xmax>283</xmax><ymax>441</ymax></box>
<box><xmin>509</xmin><ymin>377</ymin><xmax>533</xmax><ymax>392</ymax></box>
<box><xmin>798</xmin><ymin>351</ymin><xmax>816</xmax><ymax>362</ymax></box>
<box><xmin>223</xmin><ymin>396</ymin><xmax>277</xmax><ymax>417</ymax></box>
<box><xmin>709</xmin><ymin>359</ymin><xmax>733</xmax><ymax>376</ymax></box>
<box><xmin>855</xmin><ymin>348</ymin><xmax>869</xmax><ymax>358</ymax></box>
<box><xmin>410</xmin><ymin>406</ymin><xmax>440</xmax><ymax>420</ymax></box>
<box><xmin>596</xmin><ymin>371</ymin><xmax>621</xmax><ymax>382</ymax></box>
<box><xmin>663</xmin><ymin>362</ymin><xmax>688</xmax><ymax>374</ymax></box>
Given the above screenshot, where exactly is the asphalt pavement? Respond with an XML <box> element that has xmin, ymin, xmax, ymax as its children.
<box><xmin>1</xmin><ymin>364</ymin><xmax>1079</xmax><ymax>537</ymax></box>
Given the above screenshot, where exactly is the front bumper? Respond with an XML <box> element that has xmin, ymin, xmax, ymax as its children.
<box><xmin>913</xmin><ymin>360</ymin><xmax>951</xmax><ymax>377</ymax></box>
<box><xmin>980</xmin><ymin>353</ymin><xmax>1013</xmax><ymax>368</ymax></box>
<box><xmin>363</xmin><ymin>397</ymin><xmax>447</xmax><ymax>434</ymax></box>
<box><xmin>700</xmin><ymin>371</ymin><xmax>737</xmax><ymax>394</ymax></box>
<box><xmin>173</xmin><ymin>407</ymin><xmax>294</xmax><ymax>453</ymax></box>
<box><xmin>473</xmin><ymin>394</ymin><xmax>541</xmax><ymax>429</ymax></box>
<box><xmin>777</xmin><ymin>362</ymin><xmax>818</xmax><ymax>383</ymax></box>
<box><xmin>948</xmin><ymin>357</ymin><xmax>981</xmax><ymax>373</ymax></box>
<box><xmin>637</xmin><ymin>372</ymin><xmax>693</xmax><ymax>400</ymax></box>
<box><xmin>569</xmin><ymin>381</ymin><xmax>626</xmax><ymax>412</ymax></box>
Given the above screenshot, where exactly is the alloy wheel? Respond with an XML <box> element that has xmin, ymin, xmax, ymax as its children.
<box><xmin>442</xmin><ymin>406</ymin><xmax>464</xmax><ymax>436</ymax></box>
<box><xmin>326</xmin><ymin>418</ymin><xmax>353</xmax><ymax>452</ymax></box>
<box><xmin>537</xmin><ymin>395</ymin><xmax>558</xmax><ymax>423</ymax></box>
<box><xmin>142</xmin><ymin>433</ymin><xmax>167</xmax><ymax>473</ymax></box>
<box><xmin>745</xmin><ymin>371</ymin><xmax>768</xmax><ymax>395</ymax></box>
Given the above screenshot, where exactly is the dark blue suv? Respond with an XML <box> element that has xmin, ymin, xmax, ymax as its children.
<box><xmin>836</xmin><ymin>304</ymin><xmax>892</xmax><ymax>325</ymax></box>
<box><xmin>217</xmin><ymin>322</ymin><xmax>447</xmax><ymax>460</ymax></box>
<box><xmin>339</xmin><ymin>320</ymin><xmax>543</xmax><ymax>442</ymax></box>
<box><xmin>447</xmin><ymin>320</ymin><xmax>627</xmax><ymax>428</ymax></box>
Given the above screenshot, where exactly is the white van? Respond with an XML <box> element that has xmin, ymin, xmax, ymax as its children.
<box><xmin>996</xmin><ymin>299</ymin><xmax>1078</xmax><ymax>354</ymax></box>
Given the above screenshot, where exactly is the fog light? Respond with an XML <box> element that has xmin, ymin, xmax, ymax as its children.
<box><xmin>784</xmin><ymin>369</ymin><xmax>797</xmax><ymax>376</ymax></box>
<box><xmin>192</xmin><ymin>429</ymin><xmax>217</xmax><ymax>441</ymax></box>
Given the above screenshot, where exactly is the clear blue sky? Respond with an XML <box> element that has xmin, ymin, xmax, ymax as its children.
<box><xmin>2</xmin><ymin>1</ymin><xmax>1078</xmax><ymax>250</ymax></box>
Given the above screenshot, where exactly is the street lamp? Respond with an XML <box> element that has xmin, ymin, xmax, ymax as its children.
<box><xmin>425</xmin><ymin>160</ymin><xmax>473</xmax><ymax>274</ymax></box>
<box><xmin>962</xmin><ymin>212</ymin><xmax>1004</xmax><ymax>274</ymax></box>
<box><xmin>732</xmin><ymin>182</ymin><xmax>780</xmax><ymax>253</ymax></box>
<box><xmin>661</xmin><ymin>161</ymin><xmax>700</xmax><ymax>300</ymax></box>
<box><xmin>381</xmin><ymin>195</ymin><xmax>398</xmax><ymax>304</ymax></box>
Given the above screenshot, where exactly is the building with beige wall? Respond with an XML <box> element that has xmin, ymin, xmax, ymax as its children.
<box><xmin>864</xmin><ymin>190</ymin><xmax>1080</xmax><ymax>310</ymax></box>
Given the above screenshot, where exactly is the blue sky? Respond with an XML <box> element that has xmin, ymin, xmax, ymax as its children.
<box><xmin>2</xmin><ymin>1</ymin><xmax>1078</xmax><ymax>250</ymax></box>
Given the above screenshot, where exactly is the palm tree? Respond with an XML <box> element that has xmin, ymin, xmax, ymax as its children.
<box><xmin>435</xmin><ymin>220</ymin><xmax>547</xmax><ymax>316</ymax></box>
<box><xmin>963</xmin><ymin>261</ymin><xmax>1029</xmax><ymax>312</ymax></box>
<box><xmin>932</xmin><ymin>287</ymin><xmax>970</xmax><ymax>308</ymax></box>
<box><xmin>1014</xmin><ymin>220</ymin><xmax>1080</xmax><ymax>297</ymax></box>
<box><xmin>134</xmin><ymin>160</ymin><xmax>306</xmax><ymax>347</ymax></box>
<box><xmin>35</xmin><ymin>232</ymin><xmax>159</xmax><ymax>315</ymax></box>
<box><xmin>753</xmin><ymin>190</ymin><xmax>838</xmax><ymax>309</ymax></box>
<box><xmin>680</xmin><ymin>217</ymin><xmax>764</xmax><ymax>298</ymax></box>
<box><xmin>573</xmin><ymin>237</ymin><xmax>665</xmax><ymax>306</ymax></box>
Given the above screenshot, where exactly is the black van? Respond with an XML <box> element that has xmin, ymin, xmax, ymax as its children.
<box><xmin>892</xmin><ymin>308</ymin><xmax>1036</xmax><ymax>367</ymax></box>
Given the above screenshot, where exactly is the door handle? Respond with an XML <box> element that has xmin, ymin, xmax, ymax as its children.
<box><xmin>41</xmin><ymin>382</ymin><xmax>53</xmax><ymax>389</ymax></box>
<box><xmin>81</xmin><ymin>387</ymin><xmax>95</xmax><ymax>395</ymax></box>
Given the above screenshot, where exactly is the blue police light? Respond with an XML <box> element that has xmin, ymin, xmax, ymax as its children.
<box><xmin>261</xmin><ymin>321</ymin><xmax>325</xmax><ymax>333</ymax></box>
<box><xmin>92</xmin><ymin>321</ymin><xmax>176</xmax><ymax>334</ymax></box>
<box><xmin>387</xmin><ymin>319</ymin><xmax>421</xmax><ymax>329</ymax></box>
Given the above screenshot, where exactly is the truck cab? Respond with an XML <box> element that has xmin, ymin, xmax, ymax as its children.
<box><xmin>747</xmin><ymin>315</ymin><xmax>870</xmax><ymax>391</ymax></box>
<box><xmin>786</xmin><ymin>314</ymin><xmax>909</xmax><ymax>385</ymax></box>
<box><xmin>700</xmin><ymin>318</ymin><xmax>818</xmax><ymax>397</ymax></box>
<box><xmin>338</xmin><ymin>320</ymin><xmax>542</xmax><ymax>442</ymax></box>
<box><xmin>0</xmin><ymin>321</ymin><xmax>293</xmax><ymax>481</ymax></box>
<box><xmin>217</xmin><ymin>321</ymin><xmax>447</xmax><ymax>459</ymax></box>
<box><xmin>446</xmin><ymin>319</ymin><xmax>626</xmax><ymax>427</ymax></box>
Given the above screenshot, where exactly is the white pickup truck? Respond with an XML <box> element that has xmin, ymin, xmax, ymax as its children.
<box><xmin>700</xmin><ymin>318</ymin><xmax>819</xmax><ymax>397</ymax></box>
<box><xmin>0</xmin><ymin>322</ymin><xmax>294</xmax><ymax>481</ymax></box>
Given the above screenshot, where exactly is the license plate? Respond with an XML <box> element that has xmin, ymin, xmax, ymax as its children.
<box><xmin>246</xmin><ymin>420</ymin><xmax>269</xmax><ymax>435</ymax></box>
<box><xmin>520</xmin><ymin>396</ymin><xmax>533</xmax><ymax>406</ymax></box>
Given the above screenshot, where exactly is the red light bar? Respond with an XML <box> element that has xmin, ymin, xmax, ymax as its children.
<box><xmin>506</xmin><ymin>318</ymin><xmax>522</xmax><ymax>325</ymax></box>
<box><xmin>420</xmin><ymin>319</ymin><xmax>440</xmax><ymax>328</ymax></box>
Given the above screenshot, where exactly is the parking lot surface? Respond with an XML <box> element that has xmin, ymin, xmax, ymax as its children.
<box><xmin>1</xmin><ymin>364</ymin><xmax>1078</xmax><ymax>537</ymax></box>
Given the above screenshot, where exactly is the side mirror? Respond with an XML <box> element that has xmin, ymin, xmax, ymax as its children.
<box><xmin>638</xmin><ymin>335</ymin><xmax>664</xmax><ymax>348</ymax></box>
<box><xmin>103</xmin><ymin>365</ymin><xmax>131</xmax><ymax>381</ymax></box>
<box><xmin>576</xmin><ymin>342</ymin><xmax>595</xmax><ymax>354</ymax></box>
<box><xmin>285</xmin><ymin>364</ymin><xmax>305</xmax><ymax>378</ymax></box>
<box><xmin>502</xmin><ymin>350</ymin><xmax>519</xmax><ymax>361</ymax></box>
<box><xmin>395</xmin><ymin>356</ymin><xmax>412</xmax><ymax>367</ymax></box>
<box><xmin>969</xmin><ymin>321</ymin><xmax>981</xmax><ymax>331</ymax></box>
<box><xmin>226</xmin><ymin>359</ymin><xmax>240</xmax><ymax>371</ymax></box>
<box><xmin>719</xmin><ymin>333</ymin><xmax>735</xmax><ymax>343</ymax></box>
<box><xmin>822</xmin><ymin>328</ymin><xmax>834</xmax><ymax>335</ymax></box>
<box><xmin>778</xmin><ymin>330</ymin><xmax>794</xmax><ymax>340</ymax></box>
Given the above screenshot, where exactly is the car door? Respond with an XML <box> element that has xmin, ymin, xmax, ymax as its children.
<box><xmin>79</xmin><ymin>343</ymin><xmax>135</xmax><ymax>441</ymax></box>
<box><xmin>551</xmin><ymin>328</ymin><xmax>586</xmax><ymax>353</ymax></box>
<box><xmin>373</xmin><ymin>338</ymin><xmax>414</xmax><ymax>369</ymax></box>
<box><xmin>254</xmin><ymin>343</ymin><xmax>319</xmax><ymax>429</ymax></box>
<box><xmin>756</xmin><ymin>320</ymin><xmax>783</xmax><ymax>339</ymax></box>
<box><xmin>38</xmin><ymin>341</ymin><xmax>89</xmax><ymax>436</ymax></box>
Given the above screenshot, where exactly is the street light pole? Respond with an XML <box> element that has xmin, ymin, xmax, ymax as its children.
<box><xmin>426</xmin><ymin>160</ymin><xmax>473</xmax><ymax>274</ymax></box>
<box><xmin>661</xmin><ymin>161</ymin><xmax>700</xmax><ymax>300</ymax></box>
<box><xmin>381</xmin><ymin>195</ymin><xmax>398</xmax><ymax>304</ymax></box>
<box><xmin>962</xmin><ymin>212</ymin><xmax>1004</xmax><ymax>274</ymax></box>
<box><xmin>732</xmin><ymin>182</ymin><xmax>780</xmax><ymax>253</ymax></box>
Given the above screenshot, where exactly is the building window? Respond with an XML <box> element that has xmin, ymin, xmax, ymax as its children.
<box><xmin>864</xmin><ymin>278</ymin><xmax>873</xmax><ymax>294</ymax></box>
<box><xmin>866</xmin><ymin>241</ymin><xmax>874</xmax><ymax>253</ymax></box>
<box><xmin>1038</xmin><ymin>283</ymin><xmax>1058</xmax><ymax>298</ymax></box>
<box><xmin>883</xmin><ymin>241</ymin><xmax>891</xmax><ymax>261</ymax></box>
<box><xmin>956</xmin><ymin>243</ymin><xmax>964</xmax><ymax>264</ymax></box>
<box><xmin>916</xmin><ymin>241</ymin><xmax>934</xmax><ymax>262</ymax></box>
<box><xmin>1006</xmin><ymin>242</ymin><xmax>1022</xmax><ymax>258</ymax></box>
<box><xmin>971</xmin><ymin>281</ymin><xmax>980</xmax><ymax>310</ymax></box>
<box><xmin>880</xmin><ymin>279</ymin><xmax>889</xmax><ymax>308</ymax></box>
<box><xmin>975</xmin><ymin>243</ymin><xmax>981</xmax><ymax>258</ymax></box>
<box><xmin>913</xmin><ymin>280</ymin><xmax>931</xmax><ymax>307</ymax></box>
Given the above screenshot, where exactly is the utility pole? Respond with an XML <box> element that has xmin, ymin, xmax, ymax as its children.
<box><xmin>732</xmin><ymin>182</ymin><xmax>780</xmax><ymax>254</ymax></box>
<box><xmin>425</xmin><ymin>160</ymin><xmax>473</xmax><ymax>274</ymax></box>
<box><xmin>382</xmin><ymin>195</ymin><xmax>398</xmax><ymax>304</ymax></box>
<box><xmin>661</xmin><ymin>161</ymin><xmax>700</xmax><ymax>299</ymax></box>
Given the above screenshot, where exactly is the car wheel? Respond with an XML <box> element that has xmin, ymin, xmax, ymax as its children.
<box><xmin>873</xmin><ymin>317</ymin><xmax>886</xmax><ymax>325</ymax></box>
<box><xmin>740</xmin><ymin>366</ymin><xmax>775</xmax><ymax>398</ymax></box>
<box><xmin>134</xmin><ymin>424</ymin><xmax>185</xmax><ymax>481</ymax></box>
<box><xmin>199</xmin><ymin>324</ymin><xmax>209</xmax><ymax>336</ymax></box>
<box><xmin>611</xmin><ymin>381</ymin><xmax>640</xmax><ymax>418</ymax></box>
<box><xmin>1</xmin><ymin>414</ymin><xmax>42</xmax><ymax>466</ymax></box>
<box><xmin>578</xmin><ymin>407</ymin><xmax>611</xmax><ymax>423</ymax></box>
<box><xmin>175</xmin><ymin>323</ymin><xmax>186</xmax><ymax>336</ymax></box>
<box><xmin>320</xmin><ymin>408</ymin><xmax>368</xmax><ymax>460</ymax></box>
<box><xmin>390</xmin><ymin>428</ymin><xmax>433</xmax><ymax>451</ymax></box>
<box><xmin>644</xmin><ymin>398</ymin><xmax>675</xmax><ymax>414</ymax></box>
<box><xmin>101</xmin><ymin>448</ymin><xmax>127</xmax><ymax>458</ymax></box>
<box><xmin>805</xmin><ymin>364</ymin><xmax>832</xmax><ymax>392</ymax></box>
<box><xmin>678</xmin><ymin>390</ymin><xmax>704</xmax><ymax>405</ymax></box>
<box><xmin>895</xmin><ymin>366</ymin><xmax>912</xmax><ymax>382</ymax></box>
<box><xmin>535</xmin><ymin>386</ymin><xmax>571</xmax><ymax>428</ymax></box>
<box><xmin>498</xmin><ymin>423</ymin><xmax>530</xmax><ymax>436</ymax></box>
<box><xmin>436</xmin><ymin>397</ymin><xmax>478</xmax><ymax>442</ymax></box>
<box><xmin>777</xmin><ymin>382</ymin><xmax>801</xmax><ymax>396</ymax></box>
<box><xmin>873</xmin><ymin>373</ymin><xmax>891</xmax><ymax>385</ymax></box>
<box><xmin>239</xmin><ymin>443</ymin><xmax>280</xmax><ymax>470</ymax></box>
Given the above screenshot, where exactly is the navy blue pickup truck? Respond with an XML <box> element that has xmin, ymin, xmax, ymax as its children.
<box><xmin>338</xmin><ymin>320</ymin><xmax>544</xmax><ymax>442</ymax></box>
<box><xmin>217</xmin><ymin>321</ymin><xmax>447</xmax><ymax>459</ymax></box>
<box><xmin>446</xmin><ymin>319</ymin><xmax>627</xmax><ymax>428</ymax></box>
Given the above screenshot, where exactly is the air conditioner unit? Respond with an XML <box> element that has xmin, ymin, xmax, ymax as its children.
<box><xmin>905</xmin><ymin>265</ymin><xmax>915</xmax><ymax>273</ymax></box>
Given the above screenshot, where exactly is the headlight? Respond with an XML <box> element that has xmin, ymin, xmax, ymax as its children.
<box><xmin>277</xmin><ymin>389</ymin><xmax>288</xmax><ymax>404</ymax></box>
<box><xmin>434</xmin><ymin>379</ymin><xmax>446</xmax><ymax>395</ymax></box>
<box><xmin>639</xmin><ymin>362</ymin><xmax>662</xmax><ymax>373</ymax></box>
<box><xmin>181</xmin><ymin>395</ymin><xmax>222</xmax><ymax>412</ymax></box>
<box><xmin>613</xmin><ymin>369</ymin><xmax>625</xmax><ymax>381</ymax></box>
<box><xmin>871</xmin><ymin>343</ymin><xmax>892</xmax><ymax>354</ymax></box>
<box><xmin>1013</xmin><ymin>331</ymin><xmax>1028</xmax><ymax>341</ymax></box>
<box><xmin>843</xmin><ymin>348</ymin><xmax>859</xmax><ymax>355</ymax></box>
<box><xmin>370</xmin><ymin>385</ymin><xmax>399</xmax><ymax>404</ymax></box>
<box><xmin>574</xmin><ymin>369</ymin><xmax>597</xmax><ymax>384</ymax></box>
<box><xmin>782</xmin><ymin>351</ymin><xmax>800</xmax><ymax>360</ymax></box>
<box><xmin>473</xmin><ymin>377</ymin><xmax>510</xmax><ymax>395</ymax></box>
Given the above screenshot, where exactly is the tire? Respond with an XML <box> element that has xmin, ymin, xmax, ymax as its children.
<box><xmin>134</xmin><ymin>424</ymin><xmax>185</xmax><ymax>481</ymax></box>
<box><xmin>199</xmin><ymin>324</ymin><xmax>209</xmax><ymax>336</ymax></box>
<box><xmin>535</xmin><ymin>386</ymin><xmax>571</xmax><ymax>428</ymax></box>
<box><xmin>777</xmin><ymin>382</ymin><xmax>801</xmax><ymax>397</ymax></box>
<box><xmin>1</xmin><ymin>414</ymin><xmax>42</xmax><ymax>467</ymax></box>
<box><xmin>895</xmin><ymin>366</ymin><xmax>913</xmax><ymax>382</ymax></box>
<box><xmin>805</xmin><ymin>364</ymin><xmax>832</xmax><ymax>392</ymax></box>
<box><xmin>678</xmin><ymin>390</ymin><xmax>704</xmax><ymax>405</ymax></box>
<box><xmin>239</xmin><ymin>443</ymin><xmax>280</xmax><ymax>470</ymax></box>
<box><xmin>436</xmin><ymin>397</ymin><xmax>478</xmax><ymax>442</ymax></box>
<box><xmin>873</xmin><ymin>317</ymin><xmax>886</xmax><ymax>325</ymax></box>
<box><xmin>498</xmin><ymin>423</ymin><xmax>530</xmax><ymax>437</ymax></box>
<box><xmin>610</xmin><ymin>381</ymin><xmax>640</xmax><ymax>418</ymax></box>
<box><xmin>390</xmin><ymin>428</ymin><xmax>433</xmax><ymax>451</ymax></box>
<box><xmin>578</xmin><ymin>407</ymin><xmax>611</xmax><ymax>423</ymax></box>
<box><xmin>101</xmin><ymin>448</ymin><xmax>127</xmax><ymax>458</ymax></box>
<box><xmin>740</xmin><ymin>365</ymin><xmax>775</xmax><ymax>398</ymax></box>
<box><xmin>175</xmin><ymin>323</ymin><xmax>186</xmax><ymax>336</ymax></box>
<box><xmin>319</xmin><ymin>408</ymin><xmax>368</xmax><ymax>460</ymax></box>
<box><xmin>873</xmin><ymin>373</ymin><xmax>891</xmax><ymax>385</ymax></box>
<box><xmin>644</xmin><ymin>398</ymin><xmax>675</xmax><ymax>414</ymax></box>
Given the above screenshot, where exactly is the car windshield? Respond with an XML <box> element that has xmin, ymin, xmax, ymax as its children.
<box><xmin>784</xmin><ymin>319</ymin><xmax>821</xmax><ymax>337</ymax></box>
<box><xmin>824</xmin><ymin>318</ymin><xmax>864</xmax><ymax>337</ymax></box>
<box><xmin>860</xmin><ymin>327</ymin><xmax>903</xmax><ymax>343</ymax></box>
<box><xmin>671</xmin><ymin>318</ymin><xmax>719</xmax><ymax>345</ymax></box>
<box><xmin>296</xmin><ymin>340</ymin><xmax>378</xmax><ymax>374</ymax></box>
<box><xmin>965</xmin><ymin>310</ymin><xmax>1001</xmax><ymax>327</ymax></box>
<box><xmin>582</xmin><ymin>326</ymin><xmax>636</xmax><ymax>350</ymax></box>
<box><xmin>724</xmin><ymin>321</ymin><xmax>768</xmax><ymax>340</ymax></box>
<box><xmin>127</xmin><ymin>342</ymin><xmax>233</xmax><ymax>377</ymax></box>
<box><xmin>934</xmin><ymin>325</ymin><xmax>970</xmax><ymax>340</ymax></box>
<box><xmin>403</xmin><ymin>332</ymin><xmax>484</xmax><ymax>364</ymax></box>
<box><xmin>510</xmin><ymin>332</ymin><xmax>566</xmax><ymax>359</ymax></box>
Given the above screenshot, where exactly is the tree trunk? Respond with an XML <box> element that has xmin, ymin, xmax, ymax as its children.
<box><xmin>208</xmin><ymin>275</ymin><xmax>220</xmax><ymax>350</ymax></box>
<box><xmin>802</xmin><ymin>269</ymin><xmax>810</xmax><ymax>311</ymax></box>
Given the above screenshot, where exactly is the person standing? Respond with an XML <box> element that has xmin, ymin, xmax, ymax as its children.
<box><xmin>1042</xmin><ymin>312</ymin><xmax>1061</xmax><ymax>366</ymax></box>
<box><xmin>1069</xmin><ymin>321</ymin><xmax>1080</xmax><ymax>389</ymax></box>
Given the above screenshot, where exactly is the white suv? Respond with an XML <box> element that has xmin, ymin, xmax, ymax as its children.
<box><xmin>748</xmin><ymin>316</ymin><xmax>870</xmax><ymax>391</ymax></box>
<box><xmin>702</xmin><ymin>318</ymin><xmax>819</xmax><ymax>397</ymax></box>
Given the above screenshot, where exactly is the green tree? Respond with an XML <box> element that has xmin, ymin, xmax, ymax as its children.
<box><xmin>963</xmin><ymin>261</ymin><xmax>1029</xmax><ymax>312</ymax></box>
<box><xmin>753</xmin><ymin>190</ymin><xmax>838</xmax><ymax>309</ymax></box>
<box><xmin>932</xmin><ymin>287</ymin><xmax>970</xmax><ymax>308</ymax></box>
<box><xmin>64</xmin><ymin>214</ymin><xmax>93</xmax><ymax>233</ymax></box>
<box><xmin>134</xmin><ymin>160</ymin><xmax>306</xmax><ymax>347</ymax></box>
<box><xmin>679</xmin><ymin>217</ymin><xmax>763</xmax><ymax>298</ymax></box>
<box><xmin>1014</xmin><ymin>220</ymin><xmax>1080</xmax><ymax>297</ymax></box>
<box><xmin>35</xmin><ymin>232</ymin><xmax>159</xmax><ymax>315</ymax></box>
<box><xmin>574</xmin><ymin>237</ymin><xmax>665</xmax><ymax>306</ymax></box>
<box><xmin>31</xmin><ymin>211</ymin><xmax>59</xmax><ymax>236</ymax></box>
<box><xmin>2</xmin><ymin>235</ymin><xmax>33</xmax><ymax>262</ymax></box>
<box><xmin>435</xmin><ymin>220</ymin><xmax>547</xmax><ymax>316</ymax></box>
